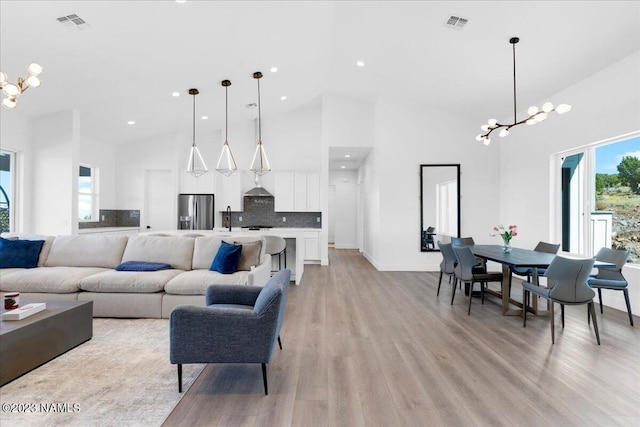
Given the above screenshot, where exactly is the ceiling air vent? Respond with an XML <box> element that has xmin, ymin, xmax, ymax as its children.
<box><xmin>57</xmin><ymin>14</ymin><xmax>89</xmax><ymax>30</ymax></box>
<box><xmin>445</xmin><ymin>15</ymin><xmax>468</xmax><ymax>30</ymax></box>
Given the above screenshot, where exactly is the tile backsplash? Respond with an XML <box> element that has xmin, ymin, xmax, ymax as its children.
<box><xmin>222</xmin><ymin>196</ymin><xmax>321</xmax><ymax>229</ymax></box>
<box><xmin>79</xmin><ymin>209</ymin><xmax>140</xmax><ymax>229</ymax></box>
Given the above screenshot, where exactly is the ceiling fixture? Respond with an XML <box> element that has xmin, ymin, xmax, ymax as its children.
<box><xmin>127</xmin><ymin>121</ymin><xmax>135</xmax><ymax>125</ymax></box>
<box><xmin>445</xmin><ymin>15</ymin><xmax>469</xmax><ymax>30</ymax></box>
<box><xmin>477</xmin><ymin>37</ymin><xmax>571</xmax><ymax>146</ymax></box>
<box><xmin>216</xmin><ymin>80</ymin><xmax>238</xmax><ymax>177</ymax></box>
<box><xmin>356</xmin><ymin>61</ymin><xmax>365</xmax><ymax>67</ymax></box>
<box><xmin>270</xmin><ymin>67</ymin><xmax>278</xmax><ymax>73</ymax></box>
<box><xmin>56</xmin><ymin>14</ymin><xmax>89</xmax><ymax>30</ymax></box>
<box><xmin>172</xmin><ymin>91</ymin><xmax>180</xmax><ymax>97</ymax></box>
<box><xmin>280</xmin><ymin>96</ymin><xmax>287</xmax><ymax>101</ymax></box>
<box><xmin>249</xmin><ymin>72</ymin><xmax>272</xmax><ymax>176</ymax></box>
<box><xmin>1</xmin><ymin>63</ymin><xmax>43</xmax><ymax>109</ymax></box>
<box><xmin>186</xmin><ymin>88</ymin><xmax>208</xmax><ymax>177</ymax></box>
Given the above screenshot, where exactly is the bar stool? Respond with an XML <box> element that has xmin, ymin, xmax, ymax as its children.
<box><xmin>264</xmin><ymin>235</ymin><xmax>286</xmax><ymax>274</ymax></box>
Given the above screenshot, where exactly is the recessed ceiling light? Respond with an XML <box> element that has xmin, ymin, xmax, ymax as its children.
<box><xmin>172</xmin><ymin>91</ymin><xmax>180</xmax><ymax>97</ymax></box>
<box><xmin>341</xmin><ymin>165</ymin><xmax>346</xmax><ymax>169</ymax></box>
<box><xmin>270</xmin><ymin>67</ymin><xmax>278</xmax><ymax>73</ymax></box>
<box><xmin>175</xmin><ymin>0</ymin><xmax>186</xmax><ymax>4</ymax></box>
<box><xmin>344</xmin><ymin>154</ymin><xmax>351</xmax><ymax>158</ymax></box>
<box><xmin>127</xmin><ymin>121</ymin><xmax>135</xmax><ymax>125</ymax></box>
<box><xmin>280</xmin><ymin>96</ymin><xmax>287</xmax><ymax>101</ymax></box>
<box><xmin>201</xmin><ymin>116</ymin><xmax>208</xmax><ymax>120</ymax></box>
<box><xmin>356</xmin><ymin>60</ymin><xmax>365</xmax><ymax>67</ymax></box>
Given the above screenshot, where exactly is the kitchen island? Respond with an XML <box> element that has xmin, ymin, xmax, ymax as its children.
<box><xmin>138</xmin><ymin>228</ymin><xmax>320</xmax><ymax>285</ymax></box>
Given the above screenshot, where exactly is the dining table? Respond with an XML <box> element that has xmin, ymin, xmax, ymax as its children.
<box><xmin>469</xmin><ymin>245</ymin><xmax>615</xmax><ymax>317</ymax></box>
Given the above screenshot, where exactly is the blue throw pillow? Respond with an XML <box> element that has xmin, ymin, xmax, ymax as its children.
<box><xmin>0</xmin><ymin>237</ymin><xmax>45</xmax><ymax>268</ymax></box>
<box><xmin>210</xmin><ymin>241</ymin><xmax>243</xmax><ymax>274</ymax></box>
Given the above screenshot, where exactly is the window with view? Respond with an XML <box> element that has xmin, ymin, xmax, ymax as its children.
<box><xmin>559</xmin><ymin>134</ymin><xmax>639</xmax><ymax>264</ymax></box>
<box><xmin>79</xmin><ymin>165</ymin><xmax>99</xmax><ymax>221</ymax></box>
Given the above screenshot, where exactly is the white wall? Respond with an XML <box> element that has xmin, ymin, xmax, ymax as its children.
<box><xmin>80</xmin><ymin>136</ymin><xmax>117</xmax><ymax>209</ymax></box>
<box><xmin>329</xmin><ymin>169</ymin><xmax>358</xmax><ymax>249</ymax></box>
<box><xmin>365</xmin><ymin>97</ymin><xmax>501</xmax><ymax>271</ymax></box>
<box><xmin>500</xmin><ymin>51</ymin><xmax>640</xmax><ymax>314</ymax></box>
<box><xmin>31</xmin><ymin>110</ymin><xmax>79</xmax><ymax>235</ymax></box>
<box><xmin>0</xmin><ymin>109</ymin><xmax>33</xmax><ymax>232</ymax></box>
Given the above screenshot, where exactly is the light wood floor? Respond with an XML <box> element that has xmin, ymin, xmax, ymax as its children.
<box><xmin>164</xmin><ymin>249</ymin><xmax>640</xmax><ymax>427</ymax></box>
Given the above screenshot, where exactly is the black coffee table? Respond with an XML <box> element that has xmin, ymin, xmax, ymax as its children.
<box><xmin>0</xmin><ymin>300</ymin><xmax>93</xmax><ymax>386</ymax></box>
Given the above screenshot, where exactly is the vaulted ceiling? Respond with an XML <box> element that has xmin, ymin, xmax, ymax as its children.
<box><xmin>2</xmin><ymin>1</ymin><xmax>639</xmax><ymax>147</ymax></box>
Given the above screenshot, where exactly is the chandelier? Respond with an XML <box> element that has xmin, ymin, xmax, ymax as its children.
<box><xmin>186</xmin><ymin>88</ymin><xmax>208</xmax><ymax>177</ymax></box>
<box><xmin>215</xmin><ymin>79</ymin><xmax>238</xmax><ymax>176</ymax></box>
<box><xmin>249</xmin><ymin>71</ymin><xmax>271</xmax><ymax>175</ymax></box>
<box><xmin>0</xmin><ymin>63</ymin><xmax>43</xmax><ymax>109</ymax></box>
<box><xmin>476</xmin><ymin>37</ymin><xmax>571</xmax><ymax>146</ymax></box>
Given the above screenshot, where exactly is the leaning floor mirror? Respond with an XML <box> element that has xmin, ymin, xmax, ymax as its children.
<box><xmin>420</xmin><ymin>164</ymin><xmax>461</xmax><ymax>251</ymax></box>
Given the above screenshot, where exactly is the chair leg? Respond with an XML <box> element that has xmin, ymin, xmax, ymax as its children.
<box><xmin>623</xmin><ymin>289</ymin><xmax>634</xmax><ymax>326</ymax></box>
<box><xmin>598</xmin><ymin>288</ymin><xmax>603</xmax><ymax>314</ymax></box>
<box><xmin>481</xmin><ymin>282</ymin><xmax>485</xmax><ymax>304</ymax></box>
<box><xmin>561</xmin><ymin>304</ymin><xmax>565</xmax><ymax>328</ymax></box>
<box><xmin>262</xmin><ymin>363</ymin><xmax>269</xmax><ymax>395</ymax></box>
<box><xmin>523</xmin><ymin>290</ymin><xmax>529</xmax><ymax>327</ymax></box>
<box><xmin>284</xmin><ymin>248</ymin><xmax>286</xmax><ymax>269</ymax></box>
<box><xmin>278</xmin><ymin>335</ymin><xmax>282</xmax><ymax>350</ymax></box>
<box><xmin>550</xmin><ymin>301</ymin><xmax>555</xmax><ymax>344</ymax></box>
<box><xmin>450</xmin><ymin>279</ymin><xmax>457</xmax><ymax>305</ymax></box>
<box><xmin>437</xmin><ymin>271</ymin><xmax>443</xmax><ymax>296</ymax></box>
<box><xmin>589</xmin><ymin>302</ymin><xmax>601</xmax><ymax>345</ymax></box>
<box><xmin>177</xmin><ymin>364</ymin><xmax>183</xmax><ymax>393</ymax></box>
<box><xmin>468</xmin><ymin>282</ymin><xmax>474</xmax><ymax>315</ymax></box>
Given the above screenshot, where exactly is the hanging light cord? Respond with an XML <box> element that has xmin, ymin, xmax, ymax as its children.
<box><xmin>512</xmin><ymin>40</ymin><xmax>517</xmax><ymax>124</ymax></box>
<box><xmin>192</xmin><ymin>92</ymin><xmax>196</xmax><ymax>147</ymax></box>
<box><xmin>257</xmin><ymin>77</ymin><xmax>262</xmax><ymax>142</ymax></box>
<box><xmin>225</xmin><ymin>85</ymin><xmax>228</xmax><ymax>141</ymax></box>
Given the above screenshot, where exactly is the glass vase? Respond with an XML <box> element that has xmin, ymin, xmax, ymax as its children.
<box><xmin>502</xmin><ymin>238</ymin><xmax>512</xmax><ymax>253</ymax></box>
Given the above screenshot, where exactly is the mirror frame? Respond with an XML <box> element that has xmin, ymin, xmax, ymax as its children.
<box><xmin>420</xmin><ymin>164</ymin><xmax>461</xmax><ymax>252</ymax></box>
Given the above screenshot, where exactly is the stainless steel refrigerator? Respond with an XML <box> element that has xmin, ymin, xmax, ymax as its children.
<box><xmin>177</xmin><ymin>194</ymin><xmax>214</xmax><ymax>230</ymax></box>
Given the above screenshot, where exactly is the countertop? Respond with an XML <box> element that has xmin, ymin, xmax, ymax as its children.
<box><xmin>78</xmin><ymin>227</ymin><xmax>140</xmax><ymax>234</ymax></box>
<box><xmin>139</xmin><ymin>228</ymin><xmax>320</xmax><ymax>237</ymax></box>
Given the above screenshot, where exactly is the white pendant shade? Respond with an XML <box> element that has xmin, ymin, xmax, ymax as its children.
<box><xmin>216</xmin><ymin>140</ymin><xmax>238</xmax><ymax>177</ymax></box>
<box><xmin>250</xmin><ymin>141</ymin><xmax>271</xmax><ymax>176</ymax></box>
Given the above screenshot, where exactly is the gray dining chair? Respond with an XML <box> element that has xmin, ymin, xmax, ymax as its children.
<box><xmin>588</xmin><ymin>247</ymin><xmax>632</xmax><ymax>326</ymax></box>
<box><xmin>508</xmin><ymin>241</ymin><xmax>560</xmax><ymax>292</ymax></box>
<box><xmin>452</xmin><ymin>246</ymin><xmax>503</xmax><ymax>315</ymax></box>
<box><xmin>451</xmin><ymin>236</ymin><xmax>486</xmax><ymax>272</ymax></box>
<box><xmin>437</xmin><ymin>241</ymin><xmax>457</xmax><ymax>297</ymax></box>
<box><xmin>523</xmin><ymin>256</ymin><xmax>599</xmax><ymax>344</ymax></box>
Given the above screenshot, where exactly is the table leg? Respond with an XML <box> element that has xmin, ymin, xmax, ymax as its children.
<box><xmin>502</xmin><ymin>264</ymin><xmax>510</xmax><ymax>314</ymax></box>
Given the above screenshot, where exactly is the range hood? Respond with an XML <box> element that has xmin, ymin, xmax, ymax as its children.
<box><xmin>244</xmin><ymin>175</ymin><xmax>273</xmax><ymax>197</ymax></box>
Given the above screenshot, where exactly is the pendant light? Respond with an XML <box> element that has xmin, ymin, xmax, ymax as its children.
<box><xmin>249</xmin><ymin>71</ymin><xmax>271</xmax><ymax>175</ymax></box>
<box><xmin>476</xmin><ymin>37</ymin><xmax>571</xmax><ymax>146</ymax></box>
<box><xmin>215</xmin><ymin>80</ymin><xmax>238</xmax><ymax>176</ymax></box>
<box><xmin>186</xmin><ymin>88</ymin><xmax>208</xmax><ymax>177</ymax></box>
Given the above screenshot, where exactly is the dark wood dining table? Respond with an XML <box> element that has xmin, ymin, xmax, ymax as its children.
<box><xmin>470</xmin><ymin>245</ymin><xmax>615</xmax><ymax>316</ymax></box>
<box><xmin>470</xmin><ymin>245</ymin><xmax>555</xmax><ymax>316</ymax></box>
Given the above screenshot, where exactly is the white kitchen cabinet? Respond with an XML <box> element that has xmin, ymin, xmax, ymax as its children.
<box><xmin>304</xmin><ymin>233</ymin><xmax>320</xmax><ymax>261</ymax></box>
<box><xmin>217</xmin><ymin>172</ymin><xmax>241</xmax><ymax>211</ymax></box>
<box><xmin>274</xmin><ymin>172</ymin><xmax>295</xmax><ymax>211</ymax></box>
<box><xmin>275</xmin><ymin>172</ymin><xmax>320</xmax><ymax>212</ymax></box>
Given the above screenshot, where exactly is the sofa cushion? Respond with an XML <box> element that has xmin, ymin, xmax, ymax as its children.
<box><xmin>0</xmin><ymin>267</ymin><xmax>110</xmax><ymax>293</ymax></box>
<box><xmin>45</xmin><ymin>235</ymin><xmax>128</xmax><ymax>268</ymax></box>
<box><xmin>79</xmin><ymin>269</ymin><xmax>184</xmax><ymax>293</ymax></box>
<box><xmin>192</xmin><ymin>236</ymin><xmax>266</xmax><ymax>270</ymax></box>
<box><xmin>0</xmin><ymin>237</ymin><xmax>44</xmax><ymax>268</ymax></box>
<box><xmin>1</xmin><ymin>233</ymin><xmax>55</xmax><ymax>266</ymax></box>
<box><xmin>210</xmin><ymin>241</ymin><xmax>242</xmax><ymax>274</ymax></box>
<box><xmin>122</xmin><ymin>236</ymin><xmax>194</xmax><ymax>271</ymax></box>
<box><xmin>164</xmin><ymin>270</ymin><xmax>251</xmax><ymax>295</ymax></box>
<box><xmin>235</xmin><ymin>240</ymin><xmax>262</xmax><ymax>271</ymax></box>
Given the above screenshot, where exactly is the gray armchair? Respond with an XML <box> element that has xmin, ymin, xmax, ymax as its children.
<box><xmin>523</xmin><ymin>256</ymin><xmax>599</xmax><ymax>344</ymax></box>
<box><xmin>437</xmin><ymin>241</ymin><xmax>457</xmax><ymax>298</ymax></box>
<box><xmin>170</xmin><ymin>269</ymin><xmax>291</xmax><ymax>395</ymax></box>
<box><xmin>452</xmin><ymin>246</ymin><xmax>503</xmax><ymax>314</ymax></box>
<box><xmin>588</xmin><ymin>247</ymin><xmax>632</xmax><ymax>326</ymax></box>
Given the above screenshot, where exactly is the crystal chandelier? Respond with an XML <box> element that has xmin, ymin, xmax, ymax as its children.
<box><xmin>186</xmin><ymin>88</ymin><xmax>208</xmax><ymax>177</ymax></box>
<box><xmin>215</xmin><ymin>79</ymin><xmax>238</xmax><ymax>176</ymax></box>
<box><xmin>476</xmin><ymin>37</ymin><xmax>571</xmax><ymax>146</ymax></box>
<box><xmin>249</xmin><ymin>71</ymin><xmax>271</xmax><ymax>175</ymax></box>
<box><xmin>0</xmin><ymin>63</ymin><xmax>43</xmax><ymax>109</ymax></box>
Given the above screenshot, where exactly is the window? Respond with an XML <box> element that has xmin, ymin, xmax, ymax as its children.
<box><xmin>557</xmin><ymin>133</ymin><xmax>639</xmax><ymax>264</ymax></box>
<box><xmin>0</xmin><ymin>150</ymin><xmax>15</xmax><ymax>233</ymax></box>
<box><xmin>79</xmin><ymin>165</ymin><xmax>99</xmax><ymax>221</ymax></box>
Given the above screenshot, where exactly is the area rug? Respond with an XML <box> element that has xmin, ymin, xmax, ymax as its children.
<box><xmin>0</xmin><ymin>318</ymin><xmax>204</xmax><ymax>426</ymax></box>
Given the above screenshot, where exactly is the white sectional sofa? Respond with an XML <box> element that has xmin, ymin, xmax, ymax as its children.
<box><xmin>0</xmin><ymin>233</ymin><xmax>271</xmax><ymax>318</ymax></box>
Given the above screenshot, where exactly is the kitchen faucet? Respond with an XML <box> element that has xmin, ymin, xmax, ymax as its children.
<box><xmin>227</xmin><ymin>206</ymin><xmax>232</xmax><ymax>231</ymax></box>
